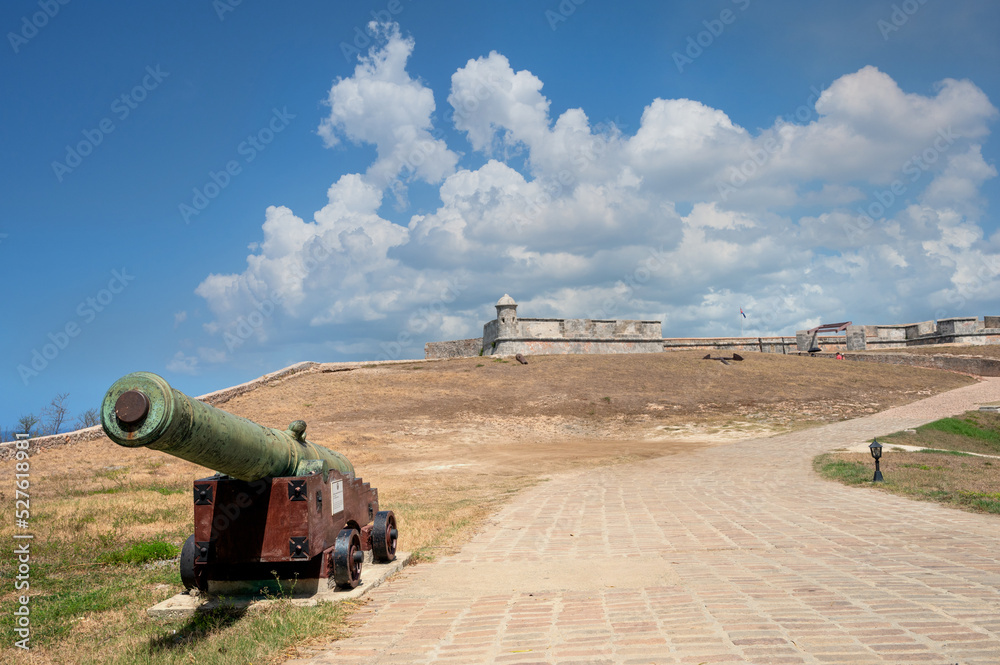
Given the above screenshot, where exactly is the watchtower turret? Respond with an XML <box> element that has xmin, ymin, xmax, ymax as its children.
<box><xmin>496</xmin><ymin>294</ymin><xmax>518</xmax><ymax>337</ymax></box>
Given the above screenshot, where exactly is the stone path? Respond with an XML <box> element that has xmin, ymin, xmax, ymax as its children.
<box><xmin>288</xmin><ymin>379</ymin><xmax>1000</xmax><ymax>665</ymax></box>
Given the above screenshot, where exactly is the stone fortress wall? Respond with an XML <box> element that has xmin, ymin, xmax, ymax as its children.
<box><xmin>795</xmin><ymin>316</ymin><xmax>1000</xmax><ymax>353</ymax></box>
<box><xmin>426</xmin><ymin>295</ymin><xmax>664</xmax><ymax>358</ymax></box>
<box><xmin>424</xmin><ymin>295</ymin><xmax>1000</xmax><ymax>361</ymax></box>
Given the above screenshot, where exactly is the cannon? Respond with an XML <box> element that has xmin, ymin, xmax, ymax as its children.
<box><xmin>100</xmin><ymin>371</ymin><xmax>397</xmax><ymax>595</ymax></box>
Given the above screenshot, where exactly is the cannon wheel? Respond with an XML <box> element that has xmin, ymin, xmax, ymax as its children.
<box><xmin>372</xmin><ymin>510</ymin><xmax>398</xmax><ymax>563</ymax></box>
<box><xmin>332</xmin><ymin>528</ymin><xmax>363</xmax><ymax>589</ymax></box>
<box><xmin>180</xmin><ymin>535</ymin><xmax>206</xmax><ymax>592</ymax></box>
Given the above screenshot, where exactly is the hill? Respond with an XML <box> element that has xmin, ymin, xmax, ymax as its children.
<box><xmin>0</xmin><ymin>351</ymin><xmax>977</xmax><ymax>664</ymax></box>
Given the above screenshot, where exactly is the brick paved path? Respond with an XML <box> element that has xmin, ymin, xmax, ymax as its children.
<box><xmin>289</xmin><ymin>379</ymin><xmax>1000</xmax><ymax>665</ymax></box>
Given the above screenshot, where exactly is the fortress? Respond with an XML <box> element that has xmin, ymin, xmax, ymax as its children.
<box><xmin>426</xmin><ymin>295</ymin><xmax>663</xmax><ymax>358</ymax></box>
<box><xmin>424</xmin><ymin>295</ymin><xmax>1000</xmax><ymax>360</ymax></box>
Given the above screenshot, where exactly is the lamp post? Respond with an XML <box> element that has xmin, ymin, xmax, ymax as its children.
<box><xmin>869</xmin><ymin>438</ymin><xmax>884</xmax><ymax>482</ymax></box>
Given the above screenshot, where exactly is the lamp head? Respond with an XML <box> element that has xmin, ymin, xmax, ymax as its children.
<box><xmin>869</xmin><ymin>438</ymin><xmax>883</xmax><ymax>460</ymax></box>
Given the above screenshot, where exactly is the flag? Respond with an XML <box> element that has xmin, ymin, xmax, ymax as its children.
<box><xmin>740</xmin><ymin>307</ymin><xmax>746</xmax><ymax>319</ymax></box>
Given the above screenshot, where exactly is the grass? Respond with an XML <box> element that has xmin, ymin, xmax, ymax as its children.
<box><xmin>0</xmin><ymin>454</ymin><xmax>361</xmax><ymax>665</ymax></box>
<box><xmin>815</xmin><ymin>409</ymin><xmax>1000</xmax><ymax>515</ymax></box>
<box><xmin>0</xmin><ymin>352</ymin><xmax>980</xmax><ymax>663</ymax></box>
<box><xmin>98</xmin><ymin>540</ymin><xmax>180</xmax><ymax>566</ymax></box>
<box><xmin>882</xmin><ymin>410</ymin><xmax>1000</xmax><ymax>456</ymax></box>
<box><xmin>0</xmin><ymin>435</ymin><xmax>539</xmax><ymax>664</ymax></box>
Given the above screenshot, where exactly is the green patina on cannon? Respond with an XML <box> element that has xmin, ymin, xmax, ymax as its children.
<box><xmin>101</xmin><ymin>371</ymin><xmax>398</xmax><ymax>595</ymax></box>
<box><xmin>101</xmin><ymin>371</ymin><xmax>354</xmax><ymax>481</ymax></box>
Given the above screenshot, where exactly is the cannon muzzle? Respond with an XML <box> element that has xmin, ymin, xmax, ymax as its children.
<box><xmin>100</xmin><ymin>371</ymin><xmax>353</xmax><ymax>481</ymax></box>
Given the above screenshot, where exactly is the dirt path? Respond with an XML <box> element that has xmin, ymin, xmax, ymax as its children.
<box><xmin>287</xmin><ymin>378</ymin><xmax>1000</xmax><ymax>665</ymax></box>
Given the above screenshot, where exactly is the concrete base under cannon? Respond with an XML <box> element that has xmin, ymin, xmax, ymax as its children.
<box><xmin>147</xmin><ymin>552</ymin><xmax>411</xmax><ymax>619</ymax></box>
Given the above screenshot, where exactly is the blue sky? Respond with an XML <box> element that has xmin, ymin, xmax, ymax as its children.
<box><xmin>3</xmin><ymin>1</ymin><xmax>999</xmax><ymax>431</ymax></box>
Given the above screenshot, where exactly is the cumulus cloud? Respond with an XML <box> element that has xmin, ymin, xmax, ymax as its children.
<box><xmin>318</xmin><ymin>22</ymin><xmax>457</xmax><ymax>195</ymax></box>
<box><xmin>167</xmin><ymin>351</ymin><xmax>199</xmax><ymax>375</ymax></box>
<box><xmin>191</xmin><ymin>25</ymin><xmax>999</xmax><ymax>365</ymax></box>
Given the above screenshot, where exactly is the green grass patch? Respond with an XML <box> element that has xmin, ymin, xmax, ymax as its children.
<box><xmin>881</xmin><ymin>410</ymin><xmax>1000</xmax><ymax>456</ymax></box>
<box><xmin>814</xmin><ymin>448</ymin><xmax>1000</xmax><ymax>516</ymax></box>
<box><xmin>956</xmin><ymin>491</ymin><xmax>1000</xmax><ymax>513</ymax></box>
<box><xmin>916</xmin><ymin>448</ymin><xmax>973</xmax><ymax>456</ymax></box>
<box><xmin>919</xmin><ymin>417</ymin><xmax>1000</xmax><ymax>443</ymax></box>
<box><xmin>82</xmin><ymin>482</ymin><xmax>185</xmax><ymax>497</ymax></box>
<box><xmin>814</xmin><ymin>456</ymin><xmax>872</xmax><ymax>485</ymax></box>
<box><xmin>142</xmin><ymin>484</ymin><xmax>185</xmax><ymax>496</ymax></box>
<box><xmin>98</xmin><ymin>540</ymin><xmax>180</xmax><ymax>566</ymax></box>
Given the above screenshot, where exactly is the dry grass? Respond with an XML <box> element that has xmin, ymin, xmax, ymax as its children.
<box><xmin>816</xmin><ymin>409</ymin><xmax>1000</xmax><ymax>514</ymax></box>
<box><xmin>0</xmin><ymin>351</ymin><xmax>977</xmax><ymax>664</ymax></box>
<box><xmin>815</xmin><ymin>449</ymin><xmax>1000</xmax><ymax>513</ymax></box>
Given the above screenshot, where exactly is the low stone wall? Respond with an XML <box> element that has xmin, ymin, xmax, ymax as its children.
<box><xmin>797</xmin><ymin>316</ymin><xmax>1000</xmax><ymax>352</ymax></box>
<box><xmin>0</xmin><ymin>361</ymin><xmax>322</xmax><ymax>461</ymax></box>
<box><xmin>425</xmin><ymin>338</ymin><xmax>483</xmax><ymax>359</ymax></box>
<box><xmin>662</xmin><ymin>337</ymin><xmax>796</xmax><ymax>354</ymax></box>
<box><xmin>795</xmin><ymin>332</ymin><xmax>853</xmax><ymax>352</ymax></box>
<box><xmin>804</xmin><ymin>352</ymin><xmax>1000</xmax><ymax>377</ymax></box>
<box><xmin>1</xmin><ymin>358</ymin><xmax>452</xmax><ymax>461</ymax></box>
<box><xmin>0</xmin><ymin>425</ymin><xmax>106</xmax><ymax>462</ymax></box>
<box><xmin>494</xmin><ymin>339</ymin><xmax>664</xmax><ymax>356</ymax></box>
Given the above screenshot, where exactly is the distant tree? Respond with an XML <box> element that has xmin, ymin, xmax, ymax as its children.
<box><xmin>41</xmin><ymin>393</ymin><xmax>70</xmax><ymax>435</ymax></box>
<box><xmin>74</xmin><ymin>407</ymin><xmax>100</xmax><ymax>430</ymax></box>
<box><xmin>16</xmin><ymin>413</ymin><xmax>39</xmax><ymax>437</ymax></box>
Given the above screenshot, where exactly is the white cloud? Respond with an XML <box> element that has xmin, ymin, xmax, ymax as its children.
<box><xmin>167</xmin><ymin>351</ymin><xmax>198</xmax><ymax>375</ymax></box>
<box><xmin>192</xmin><ymin>27</ymin><xmax>999</xmax><ymax>361</ymax></box>
<box><xmin>318</xmin><ymin>22</ymin><xmax>457</xmax><ymax>195</ymax></box>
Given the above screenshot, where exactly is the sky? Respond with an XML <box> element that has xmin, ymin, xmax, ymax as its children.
<box><xmin>2</xmin><ymin>1</ymin><xmax>999</xmax><ymax>432</ymax></box>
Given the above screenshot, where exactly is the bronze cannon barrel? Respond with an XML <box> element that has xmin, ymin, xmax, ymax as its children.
<box><xmin>100</xmin><ymin>371</ymin><xmax>354</xmax><ymax>481</ymax></box>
